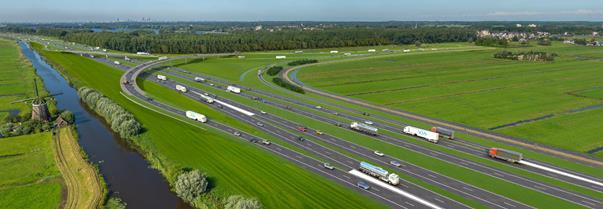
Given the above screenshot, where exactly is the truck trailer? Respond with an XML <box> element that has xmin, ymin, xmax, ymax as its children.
<box><xmin>185</xmin><ymin>111</ymin><xmax>207</xmax><ymax>123</ymax></box>
<box><xmin>227</xmin><ymin>86</ymin><xmax>241</xmax><ymax>94</ymax></box>
<box><xmin>359</xmin><ymin>162</ymin><xmax>399</xmax><ymax>185</ymax></box>
<box><xmin>488</xmin><ymin>148</ymin><xmax>523</xmax><ymax>163</ymax></box>
<box><xmin>194</xmin><ymin>77</ymin><xmax>205</xmax><ymax>82</ymax></box>
<box><xmin>350</xmin><ymin>122</ymin><xmax>378</xmax><ymax>135</ymax></box>
<box><xmin>176</xmin><ymin>85</ymin><xmax>188</xmax><ymax>93</ymax></box>
<box><xmin>431</xmin><ymin>126</ymin><xmax>455</xmax><ymax>139</ymax></box>
<box><xmin>198</xmin><ymin>94</ymin><xmax>214</xmax><ymax>104</ymax></box>
<box><xmin>403</xmin><ymin>126</ymin><xmax>439</xmax><ymax>143</ymax></box>
<box><xmin>157</xmin><ymin>74</ymin><xmax>167</xmax><ymax>81</ymax></box>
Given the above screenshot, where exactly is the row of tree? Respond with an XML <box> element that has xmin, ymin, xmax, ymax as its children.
<box><xmin>288</xmin><ymin>59</ymin><xmax>318</xmax><ymax>66</ymax></box>
<box><xmin>78</xmin><ymin>87</ymin><xmax>142</xmax><ymax>138</ymax></box>
<box><xmin>266</xmin><ymin>66</ymin><xmax>284</xmax><ymax>76</ymax></box>
<box><xmin>34</xmin><ymin>27</ymin><xmax>476</xmax><ymax>54</ymax></box>
<box><xmin>493</xmin><ymin>51</ymin><xmax>558</xmax><ymax>61</ymax></box>
<box><xmin>272</xmin><ymin>77</ymin><xmax>305</xmax><ymax>94</ymax></box>
<box><xmin>475</xmin><ymin>37</ymin><xmax>509</xmax><ymax>47</ymax></box>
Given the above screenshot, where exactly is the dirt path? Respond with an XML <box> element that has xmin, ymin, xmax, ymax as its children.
<box><xmin>282</xmin><ymin>55</ymin><xmax>603</xmax><ymax>168</ymax></box>
<box><xmin>54</xmin><ymin>126</ymin><xmax>104</xmax><ymax>209</ymax></box>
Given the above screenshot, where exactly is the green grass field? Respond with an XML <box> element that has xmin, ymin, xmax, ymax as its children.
<box><xmin>297</xmin><ymin>42</ymin><xmax>603</xmax><ymax>155</ymax></box>
<box><xmin>0</xmin><ymin>132</ymin><xmax>63</xmax><ymax>209</ymax></box>
<box><xmin>0</xmin><ymin>38</ymin><xmax>54</xmax><ymax>121</ymax></box>
<box><xmin>33</xmin><ymin>44</ymin><xmax>386</xmax><ymax>209</ymax></box>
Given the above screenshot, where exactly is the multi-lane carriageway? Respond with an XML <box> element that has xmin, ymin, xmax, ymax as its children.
<box><xmin>164</xmin><ymin>66</ymin><xmax>603</xmax><ymax>193</ymax></box>
<box><xmin>121</xmin><ymin>58</ymin><xmax>448</xmax><ymax>209</ymax></box>
<box><xmin>154</xmin><ymin>66</ymin><xmax>603</xmax><ymax>209</ymax></box>
<box><xmin>117</xmin><ymin>57</ymin><xmax>603</xmax><ymax>209</ymax></box>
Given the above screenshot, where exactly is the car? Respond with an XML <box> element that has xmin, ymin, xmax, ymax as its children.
<box><xmin>357</xmin><ymin>181</ymin><xmax>370</xmax><ymax>190</ymax></box>
<box><xmin>315</xmin><ymin>130</ymin><xmax>323</xmax><ymax>135</ymax></box>
<box><xmin>261</xmin><ymin>140</ymin><xmax>271</xmax><ymax>145</ymax></box>
<box><xmin>297</xmin><ymin>127</ymin><xmax>307</xmax><ymax>132</ymax></box>
<box><xmin>203</xmin><ymin>92</ymin><xmax>209</xmax><ymax>96</ymax></box>
<box><xmin>333</xmin><ymin>112</ymin><xmax>339</xmax><ymax>115</ymax></box>
<box><xmin>209</xmin><ymin>83</ymin><xmax>215</xmax><ymax>86</ymax></box>
<box><xmin>362</xmin><ymin>112</ymin><xmax>370</xmax><ymax>116</ymax></box>
<box><xmin>256</xmin><ymin>122</ymin><xmax>264</xmax><ymax>127</ymax></box>
<box><xmin>373</xmin><ymin>150</ymin><xmax>384</xmax><ymax>157</ymax></box>
<box><xmin>315</xmin><ymin>105</ymin><xmax>322</xmax><ymax>109</ymax></box>
<box><xmin>217</xmin><ymin>104</ymin><xmax>223</xmax><ymax>109</ymax></box>
<box><xmin>297</xmin><ymin>136</ymin><xmax>305</xmax><ymax>141</ymax></box>
<box><xmin>233</xmin><ymin>131</ymin><xmax>241</xmax><ymax>136</ymax></box>
<box><xmin>260</xmin><ymin>110</ymin><xmax>267</xmax><ymax>114</ymax></box>
<box><xmin>334</xmin><ymin>122</ymin><xmax>342</xmax><ymax>127</ymax></box>
<box><xmin>323</xmin><ymin>163</ymin><xmax>334</xmax><ymax>170</ymax></box>
<box><xmin>390</xmin><ymin>160</ymin><xmax>401</xmax><ymax>167</ymax></box>
<box><xmin>364</xmin><ymin>121</ymin><xmax>374</xmax><ymax>125</ymax></box>
<box><xmin>249</xmin><ymin>138</ymin><xmax>259</xmax><ymax>143</ymax></box>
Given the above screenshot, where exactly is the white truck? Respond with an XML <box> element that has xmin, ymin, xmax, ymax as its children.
<box><xmin>330</xmin><ymin>50</ymin><xmax>339</xmax><ymax>54</ymax></box>
<box><xmin>275</xmin><ymin>55</ymin><xmax>287</xmax><ymax>59</ymax></box>
<box><xmin>157</xmin><ymin>74</ymin><xmax>167</xmax><ymax>81</ymax></box>
<box><xmin>113</xmin><ymin>61</ymin><xmax>121</xmax><ymax>65</ymax></box>
<box><xmin>368</xmin><ymin>49</ymin><xmax>376</xmax><ymax>52</ymax></box>
<box><xmin>194</xmin><ymin>77</ymin><xmax>205</xmax><ymax>82</ymax></box>
<box><xmin>185</xmin><ymin>111</ymin><xmax>207</xmax><ymax>123</ymax></box>
<box><xmin>158</xmin><ymin>56</ymin><xmax>168</xmax><ymax>61</ymax></box>
<box><xmin>350</xmin><ymin>122</ymin><xmax>378</xmax><ymax>135</ymax></box>
<box><xmin>359</xmin><ymin>162</ymin><xmax>400</xmax><ymax>185</ymax></box>
<box><xmin>176</xmin><ymin>85</ymin><xmax>188</xmax><ymax>93</ymax></box>
<box><xmin>198</xmin><ymin>93</ymin><xmax>215</xmax><ymax>104</ymax></box>
<box><xmin>227</xmin><ymin>86</ymin><xmax>241</xmax><ymax>94</ymax></box>
<box><xmin>403</xmin><ymin>126</ymin><xmax>439</xmax><ymax>143</ymax></box>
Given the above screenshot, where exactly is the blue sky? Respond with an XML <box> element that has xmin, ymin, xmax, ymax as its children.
<box><xmin>2</xmin><ymin>0</ymin><xmax>603</xmax><ymax>22</ymax></box>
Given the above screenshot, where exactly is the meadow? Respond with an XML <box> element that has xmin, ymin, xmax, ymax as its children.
<box><xmin>0</xmin><ymin>38</ymin><xmax>53</xmax><ymax>120</ymax></box>
<box><xmin>297</xmin><ymin>42</ymin><xmax>603</xmax><ymax>155</ymax></box>
<box><xmin>33</xmin><ymin>44</ymin><xmax>385</xmax><ymax>209</ymax></box>
<box><xmin>0</xmin><ymin>132</ymin><xmax>63</xmax><ymax>209</ymax></box>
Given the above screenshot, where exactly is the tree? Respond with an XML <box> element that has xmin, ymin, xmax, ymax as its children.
<box><xmin>174</xmin><ymin>169</ymin><xmax>209</xmax><ymax>203</ymax></box>
<box><xmin>224</xmin><ymin>195</ymin><xmax>263</xmax><ymax>209</ymax></box>
<box><xmin>60</xmin><ymin>111</ymin><xmax>75</xmax><ymax>124</ymax></box>
<box><xmin>415</xmin><ymin>40</ymin><xmax>422</xmax><ymax>47</ymax></box>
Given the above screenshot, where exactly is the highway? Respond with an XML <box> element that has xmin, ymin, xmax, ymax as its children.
<box><xmin>141</xmin><ymin>69</ymin><xmax>536</xmax><ymax>209</ymax></box>
<box><xmin>120</xmin><ymin>58</ymin><xmax>444</xmax><ymax>209</ymax></box>
<box><xmin>156</xmin><ymin>67</ymin><xmax>603</xmax><ymax>208</ymax></box>
<box><xmin>280</xmin><ymin>61</ymin><xmax>603</xmax><ymax>169</ymax></box>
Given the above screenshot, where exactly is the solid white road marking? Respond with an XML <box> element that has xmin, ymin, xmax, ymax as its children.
<box><xmin>349</xmin><ymin>169</ymin><xmax>443</xmax><ymax>209</ymax></box>
<box><xmin>520</xmin><ymin>160</ymin><xmax>603</xmax><ymax>187</ymax></box>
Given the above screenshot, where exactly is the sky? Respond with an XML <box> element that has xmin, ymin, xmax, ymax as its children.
<box><xmin>1</xmin><ymin>0</ymin><xmax>603</xmax><ymax>22</ymax></box>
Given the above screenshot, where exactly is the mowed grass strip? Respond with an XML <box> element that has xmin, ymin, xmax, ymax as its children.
<box><xmin>297</xmin><ymin>42</ymin><xmax>603</xmax><ymax>154</ymax></box>
<box><xmin>54</xmin><ymin>126</ymin><xmax>104</xmax><ymax>209</ymax></box>
<box><xmin>33</xmin><ymin>44</ymin><xmax>386</xmax><ymax>209</ymax></box>
<box><xmin>0</xmin><ymin>132</ymin><xmax>63</xmax><ymax>209</ymax></box>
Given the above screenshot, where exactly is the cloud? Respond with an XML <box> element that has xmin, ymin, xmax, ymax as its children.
<box><xmin>487</xmin><ymin>11</ymin><xmax>543</xmax><ymax>16</ymax></box>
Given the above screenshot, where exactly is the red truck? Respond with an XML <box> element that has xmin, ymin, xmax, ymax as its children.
<box><xmin>488</xmin><ymin>148</ymin><xmax>523</xmax><ymax>163</ymax></box>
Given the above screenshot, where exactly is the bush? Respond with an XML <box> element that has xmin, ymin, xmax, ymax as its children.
<box><xmin>77</xmin><ymin>87</ymin><xmax>142</xmax><ymax>138</ymax></box>
<box><xmin>174</xmin><ymin>169</ymin><xmax>209</xmax><ymax>203</ymax></box>
<box><xmin>104</xmin><ymin>197</ymin><xmax>126</xmax><ymax>209</ymax></box>
<box><xmin>537</xmin><ymin>38</ymin><xmax>551</xmax><ymax>46</ymax></box>
<box><xmin>272</xmin><ymin>77</ymin><xmax>304</xmax><ymax>94</ymax></box>
<box><xmin>265</xmin><ymin>66</ymin><xmax>283</xmax><ymax>76</ymax></box>
<box><xmin>287</xmin><ymin>59</ymin><xmax>318</xmax><ymax>66</ymax></box>
<box><xmin>60</xmin><ymin>110</ymin><xmax>75</xmax><ymax>124</ymax></box>
<box><xmin>494</xmin><ymin>50</ymin><xmax>557</xmax><ymax>61</ymax></box>
<box><xmin>224</xmin><ymin>195</ymin><xmax>262</xmax><ymax>209</ymax></box>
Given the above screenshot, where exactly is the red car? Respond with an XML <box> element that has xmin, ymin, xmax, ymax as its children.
<box><xmin>297</xmin><ymin>127</ymin><xmax>307</xmax><ymax>132</ymax></box>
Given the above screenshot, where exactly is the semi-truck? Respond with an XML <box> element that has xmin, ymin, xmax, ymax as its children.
<box><xmin>227</xmin><ymin>86</ymin><xmax>241</xmax><ymax>94</ymax></box>
<box><xmin>350</xmin><ymin>122</ymin><xmax>378</xmax><ymax>135</ymax></box>
<box><xmin>176</xmin><ymin>85</ymin><xmax>188</xmax><ymax>93</ymax></box>
<box><xmin>194</xmin><ymin>77</ymin><xmax>205</xmax><ymax>82</ymax></box>
<box><xmin>403</xmin><ymin>126</ymin><xmax>439</xmax><ymax>143</ymax></box>
<box><xmin>185</xmin><ymin>111</ymin><xmax>207</xmax><ymax>123</ymax></box>
<box><xmin>431</xmin><ymin>126</ymin><xmax>455</xmax><ymax>139</ymax></box>
<box><xmin>157</xmin><ymin>74</ymin><xmax>167</xmax><ymax>81</ymax></box>
<box><xmin>198</xmin><ymin>94</ymin><xmax>214</xmax><ymax>104</ymax></box>
<box><xmin>359</xmin><ymin>162</ymin><xmax>399</xmax><ymax>185</ymax></box>
<box><xmin>488</xmin><ymin>148</ymin><xmax>523</xmax><ymax>163</ymax></box>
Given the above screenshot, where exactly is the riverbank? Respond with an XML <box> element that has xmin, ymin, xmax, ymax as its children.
<box><xmin>54</xmin><ymin>126</ymin><xmax>105</xmax><ymax>209</ymax></box>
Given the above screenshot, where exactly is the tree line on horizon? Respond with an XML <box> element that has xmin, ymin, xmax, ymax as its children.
<box><xmin>11</xmin><ymin>27</ymin><xmax>476</xmax><ymax>54</ymax></box>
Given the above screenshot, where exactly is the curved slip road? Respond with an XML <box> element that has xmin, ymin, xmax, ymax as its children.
<box><xmin>119</xmin><ymin>57</ymin><xmax>440</xmax><ymax>209</ymax></box>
